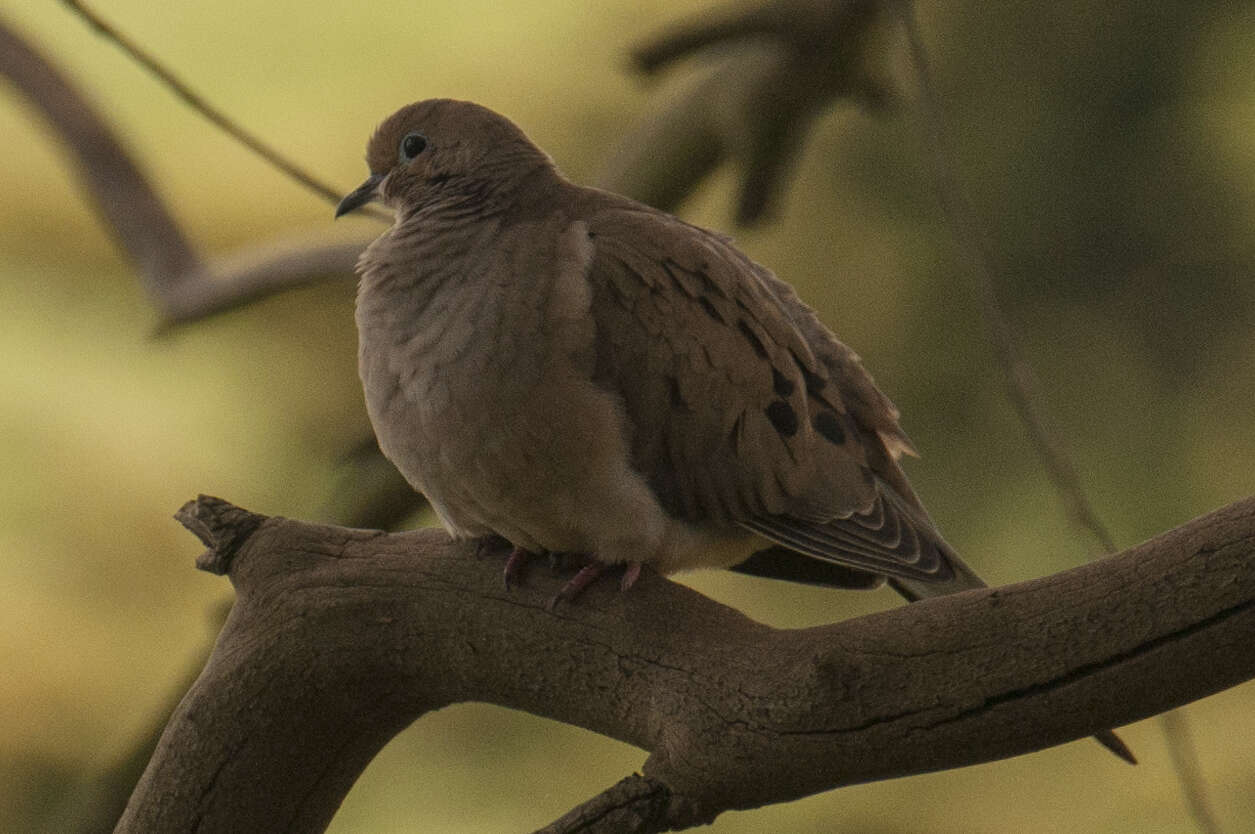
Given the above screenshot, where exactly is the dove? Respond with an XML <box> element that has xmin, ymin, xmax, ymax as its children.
<box><xmin>337</xmin><ymin>96</ymin><xmax>983</xmax><ymax>599</ymax></box>
<box><xmin>336</xmin><ymin>99</ymin><xmax>1132</xmax><ymax>762</ymax></box>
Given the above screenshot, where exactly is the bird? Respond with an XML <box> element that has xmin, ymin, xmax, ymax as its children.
<box><xmin>335</xmin><ymin>98</ymin><xmax>1131</xmax><ymax>760</ymax></box>
<box><xmin>335</xmin><ymin>97</ymin><xmax>969</xmax><ymax>598</ymax></box>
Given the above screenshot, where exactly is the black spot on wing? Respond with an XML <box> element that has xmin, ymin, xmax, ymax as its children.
<box><xmin>728</xmin><ymin>411</ymin><xmax>745</xmax><ymax>453</ymax></box>
<box><xmin>790</xmin><ymin>350</ymin><xmax>844</xmax><ymax>412</ymax></box>
<box><xmin>770</xmin><ymin>367</ymin><xmax>795</xmax><ymax>398</ymax></box>
<box><xmin>666</xmin><ymin>374</ymin><xmax>685</xmax><ymax>409</ymax></box>
<box><xmin>689</xmin><ymin>262</ymin><xmax>727</xmax><ymax>299</ymax></box>
<box><xmin>659</xmin><ymin>259</ymin><xmax>687</xmax><ymax>296</ymax></box>
<box><xmin>697</xmin><ymin>295</ymin><xmax>725</xmax><ymax>324</ymax></box>
<box><xmin>812</xmin><ymin>410</ymin><xmax>845</xmax><ymax>445</ymax></box>
<box><xmin>765</xmin><ymin>400</ymin><xmax>798</xmax><ymax>437</ymax></box>
<box><xmin>661</xmin><ymin>258</ymin><xmax>729</xmax><ymax>300</ymax></box>
<box><xmin>792</xmin><ymin>353</ymin><xmax>827</xmax><ymax>396</ymax></box>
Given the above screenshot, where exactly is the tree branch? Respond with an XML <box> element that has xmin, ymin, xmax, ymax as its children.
<box><xmin>601</xmin><ymin>0</ymin><xmax>897</xmax><ymax>225</ymax></box>
<box><xmin>0</xmin><ymin>13</ymin><xmax>200</xmax><ymax>296</ymax></box>
<box><xmin>115</xmin><ymin>495</ymin><xmax>1255</xmax><ymax>833</ymax></box>
<box><xmin>0</xmin><ymin>13</ymin><xmax>377</xmax><ymax>327</ymax></box>
<box><xmin>59</xmin><ymin>0</ymin><xmax>346</xmax><ymax>209</ymax></box>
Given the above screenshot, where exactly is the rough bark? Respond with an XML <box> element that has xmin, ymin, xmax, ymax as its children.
<box><xmin>115</xmin><ymin>494</ymin><xmax>1255</xmax><ymax>833</ymax></box>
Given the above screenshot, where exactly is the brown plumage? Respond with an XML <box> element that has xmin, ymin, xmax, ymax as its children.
<box><xmin>337</xmin><ymin>98</ymin><xmax>981</xmax><ymax>600</ymax></box>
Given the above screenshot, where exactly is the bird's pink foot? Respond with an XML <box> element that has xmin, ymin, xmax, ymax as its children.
<box><xmin>503</xmin><ymin>546</ymin><xmax>539</xmax><ymax>590</ymax></box>
<box><xmin>548</xmin><ymin>560</ymin><xmax>646</xmax><ymax>609</ymax></box>
<box><xmin>549</xmin><ymin>562</ymin><xmax>605</xmax><ymax>610</ymax></box>
<box><xmin>620</xmin><ymin>561</ymin><xmax>643</xmax><ymax>591</ymax></box>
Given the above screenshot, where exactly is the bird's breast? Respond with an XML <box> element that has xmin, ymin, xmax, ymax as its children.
<box><xmin>352</xmin><ymin>219</ymin><xmax>599</xmax><ymax>542</ymax></box>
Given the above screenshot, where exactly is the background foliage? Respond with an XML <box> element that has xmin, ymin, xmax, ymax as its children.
<box><xmin>2</xmin><ymin>1</ymin><xmax>1252</xmax><ymax>831</ymax></box>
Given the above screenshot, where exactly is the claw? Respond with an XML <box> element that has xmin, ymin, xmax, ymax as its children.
<box><xmin>548</xmin><ymin>563</ymin><xmax>606</xmax><ymax>610</ymax></box>
<box><xmin>620</xmin><ymin>561</ymin><xmax>643</xmax><ymax>591</ymax></box>
<box><xmin>547</xmin><ymin>561</ymin><xmax>646</xmax><ymax>609</ymax></box>
<box><xmin>503</xmin><ymin>547</ymin><xmax>536</xmax><ymax>590</ymax></box>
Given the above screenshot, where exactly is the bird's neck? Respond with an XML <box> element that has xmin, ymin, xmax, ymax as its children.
<box><xmin>398</xmin><ymin>156</ymin><xmax>559</xmax><ymax>222</ymax></box>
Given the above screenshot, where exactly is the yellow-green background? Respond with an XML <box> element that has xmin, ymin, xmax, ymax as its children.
<box><xmin>3</xmin><ymin>1</ymin><xmax>1253</xmax><ymax>831</ymax></box>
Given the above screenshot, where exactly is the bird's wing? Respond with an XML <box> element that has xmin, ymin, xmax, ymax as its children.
<box><xmin>583</xmin><ymin>200</ymin><xmax>957</xmax><ymax>585</ymax></box>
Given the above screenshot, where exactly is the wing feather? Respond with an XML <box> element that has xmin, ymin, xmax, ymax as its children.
<box><xmin>579</xmin><ymin>195</ymin><xmax>961</xmax><ymax>587</ymax></box>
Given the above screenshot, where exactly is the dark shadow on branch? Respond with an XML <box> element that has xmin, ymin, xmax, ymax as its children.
<box><xmin>114</xmin><ymin>494</ymin><xmax>1255</xmax><ymax>834</ymax></box>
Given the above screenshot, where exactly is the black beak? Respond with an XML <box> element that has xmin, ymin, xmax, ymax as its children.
<box><xmin>335</xmin><ymin>174</ymin><xmax>384</xmax><ymax>218</ymax></box>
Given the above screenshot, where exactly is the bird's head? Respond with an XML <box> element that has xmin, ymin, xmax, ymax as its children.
<box><xmin>335</xmin><ymin>99</ymin><xmax>553</xmax><ymax>219</ymax></box>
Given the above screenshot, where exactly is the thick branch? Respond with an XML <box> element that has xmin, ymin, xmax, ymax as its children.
<box><xmin>116</xmin><ymin>495</ymin><xmax>1255</xmax><ymax>833</ymax></box>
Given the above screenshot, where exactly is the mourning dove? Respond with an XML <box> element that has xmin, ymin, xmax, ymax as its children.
<box><xmin>336</xmin><ymin>100</ymin><xmax>1130</xmax><ymax>760</ymax></box>
<box><xmin>336</xmin><ymin>96</ymin><xmax>977</xmax><ymax>599</ymax></box>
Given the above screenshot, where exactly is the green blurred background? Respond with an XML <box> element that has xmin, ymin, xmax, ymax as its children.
<box><xmin>2</xmin><ymin>1</ymin><xmax>1253</xmax><ymax>831</ymax></box>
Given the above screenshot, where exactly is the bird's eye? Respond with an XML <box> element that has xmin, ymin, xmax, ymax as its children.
<box><xmin>399</xmin><ymin>132</ymin><xmax>428</xmax><ymax>162</ymax></box>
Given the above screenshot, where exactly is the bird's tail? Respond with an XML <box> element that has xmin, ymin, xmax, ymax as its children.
<box><xmin>887</xmin><ymin>545</ymin><xmax>986</xmax><ymax>602</ymax></box>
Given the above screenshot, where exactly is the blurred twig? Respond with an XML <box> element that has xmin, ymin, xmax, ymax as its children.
<box><xmin>893</xmin><ymin>1</ymin><xmax>1221</xmax><ymax>829</ymax></box>
<box><xmin>60</xmin><ymin>0</ymin><xmax>366</xmax><ymax>214</ymax></box>
<box><xmin>1</xmin><ymin>16</ymin><xmax>396</xmax><ymax>831</ymax></box>
<box><xmin>1</xmin><ymin>12</ymin><xmax>375</xmax><ymax>327</ymax></box>
<box><xmin>4</xmin><ymin>2</ymin><xmax>414</xmax><ymax>538</ymax></box>
<box><xmin>1161</xmin><ymin>710</ymin><xmax>1225</xmax><ymax>834</ymax></box>
<box><xmin>894</xmin><ymin>1</ymin><xmax>1117</xmax><ymax>555</ymax></box>
<box><xmin>148</xmin><ymin>234</ymin><xmax>366</xmax><ymax>330</ymax></box>
<box><xmin>0</xmin><ymin>13</ymin><xmax>200</xmax><ymax>297</ymax></box>
<box><xmin>605</xmin><ymin>0</ymin><xmax>898</xmax><ymax>225</ymax></box>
